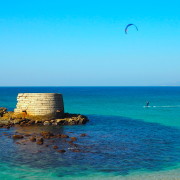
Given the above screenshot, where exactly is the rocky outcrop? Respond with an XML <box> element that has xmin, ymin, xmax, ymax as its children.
<box><xmin>55</xmin><ymin>114</ymin><xmax>88</xmax><ymax>125</ymax></box>
<box><xmin>0</xmin><ymin>108</ymin><xmax>89</xmax><ymax>128</ymax></box>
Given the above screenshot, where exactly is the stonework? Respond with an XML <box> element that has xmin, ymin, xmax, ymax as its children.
<box><xmin>14</xmin><ymin>93</ymin><xmax>64</xmax><ymax>116</ymax></box>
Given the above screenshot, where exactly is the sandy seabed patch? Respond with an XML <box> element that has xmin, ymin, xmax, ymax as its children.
<box><xmin>60</xmin><ymin>167</ymin><xmax>180</xmax><ymax>180</ymax></box>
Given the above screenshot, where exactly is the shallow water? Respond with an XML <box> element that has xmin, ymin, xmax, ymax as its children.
<box><xmin>0</xmin><ymin>87</ymin><xmax>180</xmax><ymax>179</ymax></box>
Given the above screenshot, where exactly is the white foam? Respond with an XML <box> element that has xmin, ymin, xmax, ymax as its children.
<box><xmin>143</xmin><ymin>105</ymin><xmax>180</xmax><ymax>108</ymax></box>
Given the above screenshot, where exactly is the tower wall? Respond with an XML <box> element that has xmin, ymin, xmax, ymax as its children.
<box><xmin>14</xmin><ymin>93</ymin><xmax>64</xmax><ymax>116</ymax></box>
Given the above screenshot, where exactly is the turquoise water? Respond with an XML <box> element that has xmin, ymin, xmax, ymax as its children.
<box><xmin>0</xmin><ymin>87</ymin><xmax>180</xmax><ymax>179</ymax></box>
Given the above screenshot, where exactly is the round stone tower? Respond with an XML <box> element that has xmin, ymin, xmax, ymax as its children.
<box><xmin>14</xmin><ymin>93</ymin><xmax>64</xmax><ymax>116</ymax></box>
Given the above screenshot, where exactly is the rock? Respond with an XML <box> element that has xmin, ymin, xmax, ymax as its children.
<box><xmin>67</xmin><ymin>140</ymin><xmax>74</xmax><ymax>145</ymax></box>
<box><xmin>56</xmin><ymin>134</ymin><xmax>62</xmax><ymax>138</ymax></box>
<box><xmin>12</xmin><ymin>135</ymin><xmax>24</xmax><ymax>139</ymax></box>
<box><xmin>13</xmin><ymin>119</ymin><xmax>22</xmax><ymax>124</ymax></box>
<box><xmin>72</xmin><ymin>149</ymin><xmax>81</xmax><ymax>152</ymax></box>
<box><xmin>40</xmin><ymin>131</ymin><xmax>54</xmax><ymax>139</ymax></box>
<box><xmin>56</xmin><ymin>119</ymin><xmax>67</xmax><ymax>125</ymax></box>
<box><xmin>52</xmin><ymin>122</ymin><xmax>58</xmax><ymax>126</ymax></box>
<box><xmin>80</xmin><ymin>133</ymin><xmax>87</xmax><ymax>137</ymax></box>
<box><xmin>78</xmin><ymin>118</ymin><xmax>88</xmax><ymax>124</ymax></box>
<box><xmin>72</xmin><ymin>143</ymin><xmax>78</xmax><ymax>148</ymax></box>
<box><xmin>68</xmin><ymin>120</ymin><xmax>77</xmax><ymax>125</ymax></box>
<box><xmin>70</xmin><ymin>137</ymin><xmax>77</xmax><ymax>141</ymax></box>
<box><xmin>1</xmin><ymin>109</ymin><xmax>89</xmax><ymax>127</ymax></box>
<box><xmin>56</xmin><ymin>119</ymin><xmax>64</xmax><ymax>123</ymax></box>
<box><xmin>2</xmin><ymin>125</ymin><xmax>11</xmax><ymax>129</ymax></box>
<box><xmin>24</xmin><ymin>134</ymin><xmax>31</xmax><ymax>137</ymax></box>
<box><xmin>27</xmin><ymin>120</ymin><xmax>35</xmax><ymax>125</ymax></box>
<box><xmin>57</xmin><ymin>150</ymin><xmax>66</xmax><ymax>153</ymax></box>
<box><xmin>0</xmin><ymin>107</ymin><xmax>7</xmax><ymax>117</ymax></box>
<box><xmin>53</xmin><ymin>145</ymin><xmax>58</xmax><ymax>149</ymax></box>
<box><xmin>43</xmin><ymin>121</ymin><xmax>50</xmax><ymax>126</ymax></box>
<box><xmin>0</xmin><ymin>120</ymin><xmax>10</xmax><ymax>125</ymax></box>
<box><xmin>36</xmin><ymin>138</ymin><xmax>44</xmax><ymax>145</ymax></box>
<box><xmin>35</xmin><ymin>120</ymin><xmax>42</xmax><ymax>124</ymax></box>
<box><xmin>29</xmin><ymin>136</ymin><xmax>36</xmax><ymax>142</ymax></box>
<box><xmin>19</xmin><ymin>120</ymin><xmax>28</xmax><ymax>126</ymax></box>
<box><xmin>60</xmin><ymin>134</ymin><xmax>69</xmax><ymax>138</ymax></box>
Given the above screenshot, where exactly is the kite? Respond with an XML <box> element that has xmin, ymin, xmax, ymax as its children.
<box><xmin>125</xmin><ymin>24</ymin><xmax>138</xmax><ymax>34</ymax></box>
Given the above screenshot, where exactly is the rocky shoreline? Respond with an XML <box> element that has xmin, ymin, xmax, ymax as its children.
<box><xmin>0</xmin><ymin>107</ymin><xmax>89</xmax><ymax>128</ymax></box>
<box><xmin>0</xmin><ymin>107</ymin><xmax>90</xmax><ymax>154</ymax></box>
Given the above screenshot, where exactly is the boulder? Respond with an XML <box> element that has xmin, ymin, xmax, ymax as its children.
<box><xmin>36</xmin><ymin>138</ymin><xmax>44</xmax><ymax>145</ymax></box>
<box><xmin>57</xmin><ymin>149</ymin><xmax>66</xmax><ymax>153</ymax></box>
<box><xmin>60</xmin><ymin>134</ymin><xmax>69</xmax><ymax>138</ymax></box>
<box><xmin>40</xmin><ymin>131</ymin><xmax>54</xmax><ymax>139</ymax></box>
<box><xmin>13</xmin><ymin>119</ymin><xmax>22</xmax><ymax>124</ymax></box>
<box><xmin>29</xmin><ymin>136</ymin><xmax>36</xmax><ymax>142</ymax></box>
<box><xmin>68</xmin><ymin>120</ymin><xmax>77</xmax><ymax>125</ymax></box>
<box><xmin>24</xmin><ymin>134</ymin><xmax>31</xmax><ymax>137</ymax></box>
<box><xmin>0</xmin><ymin>120</ymin><xmax>10</xmax><ymax>125</ymax></box>
<box><xmin>67</xmin><ymin>140</ymin><xmax>74</xmax><ymax>145</ymax></box>
<box><xmin>12</xmin><ymin>135</ymin><xmax>24</xmax><ymax>139</ymax></box>
<box><xmin>53</xmin><ymin>145</ymin><xmax>58</xmax><ymax>149</ymax></box>
<box><xmin>80</xmin><ymin>133</ymin><xmax>87</xmax><ymax>137</ymax></box>
<box><xmin>0</xmin><ymin>107</ymin><xmax>7</xmax><ymax>117</ymax></box>
<box><xmin>43</xmin><ymin>121</ymin><xmax>50</xmax><ymax>126</ymax></box>
<box><xmin>72</xmin><ymin>149</ymin><xmax>81</xmax><ymax>152</ymax></box>
<box><xmin>70</xmin><ymin>137</ymin><xmax>77</xmax><ymax>141</ymax></box>
<box><xmin>27</xmin><ymin>120</ymin><xmax>35</xmax><ymax>125</ymax></box>
<box><xmin>35</xmin><ymin>120</ymin><xmax>42</xmax><ymax>124</ymax></box>
<box><xmin>52</xmin><ymin>122</ymin><xmax>58</xmax><ymax>126</ymax></box>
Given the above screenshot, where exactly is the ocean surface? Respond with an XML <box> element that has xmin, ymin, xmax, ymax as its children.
<box><xmin>0</xmin><ymin>87</ymin><xmax>180</xmax><ymax>180</ymax></box>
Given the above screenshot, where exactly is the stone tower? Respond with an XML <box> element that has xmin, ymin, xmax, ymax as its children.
<box><xmin>14</xmin><ymin>93</ymin><xmax>64</xmax><ymax>116</ymax></box>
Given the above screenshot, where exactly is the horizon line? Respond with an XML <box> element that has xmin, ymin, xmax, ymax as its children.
<box><xmin>0</xmin><ymin>85</ymin><xmax>179</xmax><ymax>87</ymax></box>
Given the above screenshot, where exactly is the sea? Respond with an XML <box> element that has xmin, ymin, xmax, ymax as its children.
<box><xmin>0</xmin><ymin>86</ymin><xmax>180</xmax><ymax>180</ymax></box>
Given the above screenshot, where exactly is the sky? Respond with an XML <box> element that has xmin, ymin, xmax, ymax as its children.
<box><xmin>0</xmin><ymin>0</ymin><xmax>180</xmax><ymax>86</ymax></box>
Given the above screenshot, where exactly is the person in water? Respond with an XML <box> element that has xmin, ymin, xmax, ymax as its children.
<box><xmin>146</xmin><ymin>101</ymin><xmax>150</xmax><ymax>107</ymax></box>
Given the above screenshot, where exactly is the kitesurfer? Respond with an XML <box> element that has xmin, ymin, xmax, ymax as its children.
<box><xmin>146</xmin><ymin>101</ymin><xmax>150</xmax><ymax>107</ymax></box>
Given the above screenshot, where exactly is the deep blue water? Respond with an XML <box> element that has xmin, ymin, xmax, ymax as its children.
<box><xmin>0</xmin><ymin>87</ymin><xmax>180</xmax><ymax>179</ymax></box>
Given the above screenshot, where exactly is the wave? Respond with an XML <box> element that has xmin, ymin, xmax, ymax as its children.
<box><xmin>143</xmin><ymin>105</ymin><xmax>180</xmax><ymax>108</ymax></box>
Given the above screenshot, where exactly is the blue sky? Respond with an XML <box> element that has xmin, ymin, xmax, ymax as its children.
<box><xmin>0</xmin><ymin>0</ymin><xmax>180</xmax><ymax>86</ymax></box>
